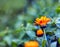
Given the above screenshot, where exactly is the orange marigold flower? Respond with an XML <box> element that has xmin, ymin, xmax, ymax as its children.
<box><xmin>24</xmin><ymin>41</ymin><xmax>39</xmax><ymax>47</ymax></box>
<box><xmin>36</xmin><ymin>29</ymin><xmax>44</xmax><ymax>37</ymax></box>
<box><xmin>35</xmin><ymin>16</ymin><xmax>50</xmax><ymax>26</ymax></box>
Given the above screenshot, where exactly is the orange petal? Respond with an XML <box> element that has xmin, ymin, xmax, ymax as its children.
<box><xmin>40</xmin><ymin>16</ymin><xmax>46</xmax><ymax>22</ymax></box>
<box><xmin>46</xmin><ymin>18</ymin><xmax>50</xmax><ymax>22</ymax></box>
<box><xmin>36</xmin><ymin>18</ymin><xmax>40</xmax><ymax>21</ymax></box>
<box><xmin>40</xmin><ymin>16</ymin><xmax>44</xmax><ymax>20</ymax></box>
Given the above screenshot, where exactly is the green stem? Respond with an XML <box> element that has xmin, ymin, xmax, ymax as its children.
<box><xmin>43</xmin><ymin>29</ymin><xmax>49</xmax><ymax>47</ymax></box>
<box><xmin>44</xmin><ymin>29</ymin><xmax>47</xmax><ymax>40</ymax></box>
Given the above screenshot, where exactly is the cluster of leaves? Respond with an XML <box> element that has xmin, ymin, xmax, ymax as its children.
<box><xmin>0</xmin><ymin>0</ymin><xmax>60</xmax><ymax>47</ymax></box>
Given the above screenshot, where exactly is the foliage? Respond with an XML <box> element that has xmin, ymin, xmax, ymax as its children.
<box><xmin>0</xmin><ymin>0</ymin><xmax>60</xmax><ymax>47</ymax></box>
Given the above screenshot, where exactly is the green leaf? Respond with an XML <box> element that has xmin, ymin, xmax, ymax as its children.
<box><xmin>11</xmin><ymin>42</ymin><xmax>17</xmax><ymax>47</ymax></box>
<box><xmin>42</xmin><ymin>40</ymin><xmax>46</xmax><ymax>47</ymax></box>
<box><xmin>58</xmin><ymin>38</ymin><xmax>60</xmax><ymax>44</ymax></box>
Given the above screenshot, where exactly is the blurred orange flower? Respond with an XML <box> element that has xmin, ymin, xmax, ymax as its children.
<box><xmin>24</xmin><ymin>41</ymin><xmax>39</xmax><ymax>47</ymax></box>
<box><xmin>36</xmin><ymin>29</ymin><xmax>44</xmax><ymax>36</ymax></box>
<box><xmin>35</xmin><ymin>16</ymin><xmax>50</xmax><ymax>26</ymax></box>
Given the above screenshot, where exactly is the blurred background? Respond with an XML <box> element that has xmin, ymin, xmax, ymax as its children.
<box><xmin>0</xmin><ymin>0</ymin><xmax>60</xmax><ymax>47</ymax></box>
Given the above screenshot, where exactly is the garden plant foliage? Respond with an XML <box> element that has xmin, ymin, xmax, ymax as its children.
<box><xmin>0</xmin><ymin>0</ymin><xmax>60</xmax><ymax>47</ymax></box>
